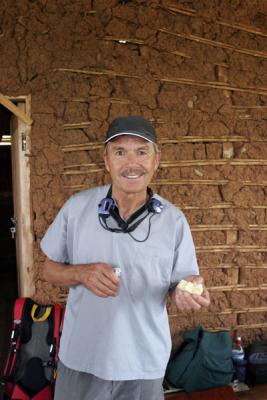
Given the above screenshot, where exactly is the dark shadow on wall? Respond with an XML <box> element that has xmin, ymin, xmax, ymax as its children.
<box><xmin>0</xmin><ymin>105</ymin><xmax>18</xmax><ymax>374</ymax></box>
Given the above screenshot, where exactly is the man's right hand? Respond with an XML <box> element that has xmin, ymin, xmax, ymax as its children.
<box><xmin>43</xmin><ymin>258</ymin><xmax>120</xmax><ymax>298</ymax></box>
<box><xmin>78</xmin><ymin>263</ymin><xmax>120</xmax><ymax>297</ymax></box>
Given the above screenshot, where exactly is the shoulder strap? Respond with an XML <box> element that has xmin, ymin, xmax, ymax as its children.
<box><xmin>31</xmin><ymin>304</ymin><xmax>52</xmax><ymax>322</ymax></box>
<box><xmin>14</xmin><ymin>298</ymin><xmax>26</xmax><ymax>321</ymax></box>
<box><xmin>1</xmin><ymin>298</ymin><xmax>27</xmax><ymax>382</ymax></box>
<box><xmin>48</xmin><ymin>304</ymin><xmax>64</xmax><ymax>382</ymax></box>
<box><xmin>53</xmin><ymin>304</ymin><xmax>63</xmax><ymax>356</ymax></box>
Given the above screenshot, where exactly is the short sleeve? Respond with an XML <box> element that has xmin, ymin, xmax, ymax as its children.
<box><xmin>40</xmin><ymin>197</ymin><xmax>72</xmax><ymax>263</ymax></box>
<box><xmin>170</xmin><ymin>214</ymin><xmax>199</xmax><ymax>289</ymax></box>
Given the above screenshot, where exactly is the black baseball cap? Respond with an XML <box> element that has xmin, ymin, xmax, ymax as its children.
<box><xmin>105</xmin><ymin>116</ymin><xmax>157</xmax><ymax>145</ymax></box>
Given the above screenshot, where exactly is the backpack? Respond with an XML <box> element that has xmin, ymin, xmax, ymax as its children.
<box><xmin>1</xmin><ymin>297</ymin><xmax>64</xmax><ymax>400</ymax></box>
<box><xmin>164</xmin><ymin>326</ymin><xmax>234</xmax><ymax>392</ymax></box>
<box><xmin>246</xmin><ymin>341</ymin><xmax>267</xmax><ymax>385</ymax></box>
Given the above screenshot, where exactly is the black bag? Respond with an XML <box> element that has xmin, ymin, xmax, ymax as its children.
<box><xmin>165</xmin><ymin>326</ymin><xmax>234</xmax><ymax>392</ymax></box>
<box><xmin>246</xmin><ymin>341</ymin><xmax>267</xmax><ymax>384</ymax></box>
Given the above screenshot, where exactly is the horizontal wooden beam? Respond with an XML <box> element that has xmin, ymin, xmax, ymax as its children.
<box><xmin>158</xmin><ymin>28</ymin><xmax>267</xmax><ymax>60</ymax></box>
<box><xmin>222</xmin><ymin>306</ymin><xmax>267</xmax><ymax>314</ymax></box>
<box><xmin>216</xmin><ymin>19</ymin><xmax>267</xmax><ymax>38</ymax></box>
<box><xmin>110</xmin><ymin>97</ymin><xmax>133</xmax><ymax>104</ymax></box>
<box><xmin>0</xmin><ymin>93</ymin><xmax>33</xmax><ymax>125</ymax></box>
<box><xmin>208</xmin><ymin>284</ymin><xmax>267</xmax><ymax>291</ymax></box>
<box><xmin>231</xmin><ymin>105</ymin><xmax>267</xmax><ymax>109</ymax></box>
<box><xmin>63</xmin><ymin>122</ymin><xmax>91</xmax><ymax>129</ymax></box>
<box><xmin>160</xmin><ymin>159</ymin><xmax>267</xmax><ymax>167</ymax></box>
<box><xmin>168</xmin><ymin>319</ymin><xmax>267</xmax><ymax>332</ymax></box>
<box><xmin>171</xmin><ymin>50</ymin><xmax>192</xmax><ymax>59</ymax></box>
<box><xmin>63</xmin><ymin>169</ymin><xmax>103</xmax><ymax>175</ymax></box>
<box><xmin>157</xmin><ymin>4</ymin><xmax>196</xmax><ymax>16</ymax></box>
<box><xmin>64</xmin><ymin>185</ymin><xmax>89</xmax><ymax>191</ymax></box>
<box><xmin>205</xmin><ymin>323</ymin><xmax>267</xmax><ymax>332</ymax></box>
<box><xmin>63</xmin><ymin>182</ymin><xmax>267</xmax><ymax>195</ymax></box>
<box><xmin>61</xmin><ymin>136</ymin><xmax>266</xmax><ymax>153</ymax></box>
<box><xmin>160</xmin><ymin>136</ymin><xmax>265</xmax><ymax>143</ymax></box>
<box><xmin>182</xmin><ymin>203</ymin><xmax>267</xmax><ymax>210</ymax></box>
<box><xmin>54</xmin><ymin>68</ymin><xmax>140</xmax><ymax>79</ymax></box>
<box><xmin>62</xmin><ymin>143</ymin><xmax>101</xmax><ymax>152</ymax></box>
<box><xmin>152</xmin><ymin>179</ymin><xmax>267</xmax><ymax>186</ymax></box>
<box><xmin>201</xmin><ymin>265</ymin><xmax>267</xmax><ymax>270</ymax></box>
<box><xmin>234</xmin><ymin>323</ymin><xmax>267</xmax><ymax>329</ymax></box>
<box><xmin>169</xmin><ymin>306</ymin><xmax>267</xmax><ymax>318</ymax></box>
<box><xmin>191</xmin><ymin>224</ymin><xmax>267</xmax><ymax>231</ymax></box>
<box><xmin>62</xmin><ymin>177</ymin><xmax>267</xmax><ymax>187</ymax></box>
<box><xmin>196</xmin><ymin>245</ymin><xmax>266</xmax><ymax>253</ymax></box>
<box><xmin>158</xmin><ymin>76</ymin><xmax>267</xmax><ymax>97</ymax></box>
<box><xmin>63</xmin><ymin>158</ymin><xmax>267</xmax><ymax>170</ymax></box>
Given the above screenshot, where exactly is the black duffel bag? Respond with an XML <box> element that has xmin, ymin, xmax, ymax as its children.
<box><xmin>246</xmin><ymin>341</ymin><xmax>267</xmax><ymax>385</ymax></box>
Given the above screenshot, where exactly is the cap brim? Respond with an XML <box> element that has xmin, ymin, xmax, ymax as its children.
<box><xmin>104</xmin><ymin>132</ymin><xmax>155</xmax><ymax>144</ymax></box>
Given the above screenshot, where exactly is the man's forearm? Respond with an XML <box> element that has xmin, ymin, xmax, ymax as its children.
<box><xmin>43</xmin><ymin>257</ymin><xmax>84</xmax><ymax>287</ymax></box>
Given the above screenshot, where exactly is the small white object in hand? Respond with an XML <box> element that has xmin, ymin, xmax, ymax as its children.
<box><xmin>114</xmin><ymin>268</ymin><xmax>121</xmax><ymax>277</ymax></box>
<box><xmin>178</xmin><ymin>279</ymin><xmax>203</xmax><ymax>295</ymax></box>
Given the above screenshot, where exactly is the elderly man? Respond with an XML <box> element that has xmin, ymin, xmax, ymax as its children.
<box><xmin>41</xmin><ymin>115</ymin><xmax>210</xmax><ymax>400</ymax></box>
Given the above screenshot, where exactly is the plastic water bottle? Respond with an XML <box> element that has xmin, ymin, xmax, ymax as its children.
<box><xmin>232</xmin><ymin>336</ymin><xmax>247</xmax><ymax>383</ymax></box>
<box><xmin>232</xmin><ymin>336</ymin><xmax>244</xmax><ymax>361</ymax></box>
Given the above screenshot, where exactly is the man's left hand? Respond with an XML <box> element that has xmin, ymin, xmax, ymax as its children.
<box><xmin>171</xmin><ymin>275</ymin><xmax>210</xmax><ymax>311</ymax></box>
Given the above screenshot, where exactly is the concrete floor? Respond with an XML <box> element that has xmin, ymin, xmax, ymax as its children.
<box><xmin>165</xmin><ymin>385</ymin><xmax>267</xmax><ymax>400</ymax></box>
<box><xmin>236</xmin><ymin>384</ymin><xmax>267</xmax><ymax>400</ymax></box>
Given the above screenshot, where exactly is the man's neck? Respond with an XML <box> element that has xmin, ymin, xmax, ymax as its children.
<box><xmin>112</xmin><ymin>188</ymin><xmax>148</xmax><ymax>220</ymax></box>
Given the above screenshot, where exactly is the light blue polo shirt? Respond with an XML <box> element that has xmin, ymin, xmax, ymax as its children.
<box><xmin>41</xmin><ymin>185</ymin><xmax>199</xmax><ymax>380</ymax></box>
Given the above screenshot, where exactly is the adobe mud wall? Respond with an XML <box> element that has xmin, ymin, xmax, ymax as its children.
<box><xmin>0</xmin><ymin>0</ymin><xmax>266</xmax><ymax>347</ymax></box>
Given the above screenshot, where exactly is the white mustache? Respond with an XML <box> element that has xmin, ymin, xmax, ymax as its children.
<box><xmin>121</xmin><ymin>168</ymin><xmax>145</xmax><ymax>177</ymax></box>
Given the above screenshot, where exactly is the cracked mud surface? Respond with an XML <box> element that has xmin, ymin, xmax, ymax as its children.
<box><xmin>0</xmin><ymin>0</ymin><xmax>266</xmax><ymax>345</ymax></box>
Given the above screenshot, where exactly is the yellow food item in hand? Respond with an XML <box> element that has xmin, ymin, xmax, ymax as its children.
<box><xmin>178</xmin><ymin>279</ymin><xmax>203</xmax><ymax>295</ymax></box>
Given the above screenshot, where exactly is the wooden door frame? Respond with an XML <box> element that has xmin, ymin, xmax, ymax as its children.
<box><xmin>2</xmin><ymin>95</ymin><xmax>34</xmax><ymax>297</ymax></box>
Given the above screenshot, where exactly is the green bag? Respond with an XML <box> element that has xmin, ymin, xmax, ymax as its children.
<box><xmin>165</xmin><ymin>326</ymin><xmax>234</xmax><ymax>392</ymax></box>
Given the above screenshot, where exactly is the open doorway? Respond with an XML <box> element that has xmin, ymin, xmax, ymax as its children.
<box><xmin>0</xmin><ymin>104</ymin><xmax>18</xmax><ymax>371</ymax></box>
<box><xmin>0</xmin><ymin>97</ymin><xmax>34</xmax><ymax>374</ymax></box>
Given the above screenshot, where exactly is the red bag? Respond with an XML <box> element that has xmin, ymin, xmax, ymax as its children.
<box><xmin>1</xmin><ymin>298</ymin><xmax>64</xmax><ymax>400</ymax></box>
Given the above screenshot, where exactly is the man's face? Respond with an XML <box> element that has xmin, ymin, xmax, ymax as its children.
<box><xmin>103</xmin><ymin>135</ymin><xmax>160</xmax><ymax>196</ymax></box>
